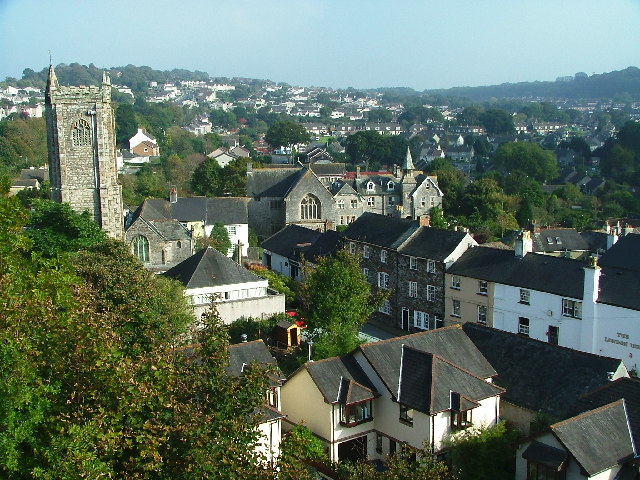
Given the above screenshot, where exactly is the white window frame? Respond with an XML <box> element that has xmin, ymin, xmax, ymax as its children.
<box><xmin>377</xmin><ymin>272</ymin><xmax>389</xmax><ymax>289</ymax></box>
<box><xmin>519</xmin><ymin>289</ymin><xmax>530</xmax><ymax>305</ymax></box>
<box><xmin>426</xmin><ymin>259</ymin><xmax>436</xmax><ymax>273</ymax></box>
<box><xmin>337</xmin><ymin>199</ymin><xmax>345</xmax><ymax>209</ymax></box>
<box><xmin>414</xmin><ymin>310</ymin><xmax>429</xmax><ymax>330</ymax></box>
<box><xmin>477</xmin><ymin>305</ymin><xmax>487</xmax><ymax>324</ymax></box>
<box><xmin>427</xmin><ymin>285</ymin><xmax>436</xmax><ymax>302</ymax></box>
<box><xmin>350</xmin><ymin>199</ymin><xmax>358</xmax><ymax>209</ymax></box>
<box><xmin>366</xmin><ymin>181</ymin><xmax>375</xmax><ymax>192</ymax></box>
<box><xmin>451</xmin><ymin>275</ymin><xmax>461</xmax><ymax>289</ymax></box>
<box><xmin>409</xmin><ymin>256</ymin><xmax>417</xmax><ymax>270</ymax></box>
<box><xmin>363</xmin><ymin>246</ymin><xmax>371</xmax><ymax>259</ymax></box>
<box><xmin>349</xmin><ymin>242</ymin><xmax>356</xmax><ymax>255</ymax></box>
<box><xmin>452</xmin><ymin>300</ymin><xmax>461</xmax><ymax>317</ymax></box>
<box><xmin>380</xmin><ymin>249</ymin><xmax>387</xmax><ymax>263</ymax></box>
<box><xmin>478</xmin><ymin>280</ymin><xmax>488</xmax><ymax>295</ymax></box>
<box><xmin>409</xmin><ymin>281</ymin><xmax>418</xmax><ymax>298</ymax></box>
<box><xmin>562</xmin><ymin>299</ymin><xmax>582</xmax><ymax>319</ymax></box>
<box><xmin>362</xmin><ymin>267</ymin><xmax>369</xmax><ymax>279</ymax></box>
<box><xmin>367</xmin><ymin>197</ymin><xmax>375</xmax><ymax>207</ymax></box>
<box><xmin>379</xmin><ymin>299</ymin><xmax>391</xmax><ymax>315</ymax></box>
<box><xmin>518</xmin><ymin>317</ymin><xmax>530</xmax><ymax>336</ymax></box>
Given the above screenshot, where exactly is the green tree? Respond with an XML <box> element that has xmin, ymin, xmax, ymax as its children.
<box><xmin>344</xmin><ymin>130</ymin><xmax>391</xmax><ymax>171</ymax></box>
<box><xmin>299</xmin><ymin>250</ymin><xmax>386</xmax><ymax>359</ymax></box>
<box><xmin>208</xmin><ymin>222</ymin><xmax>232</xmax><ymax>255</ymax></box>
<box><xmin>494</xmin><ymin>142</ymin><xmax>559</xmax><ymax>182</ymax></box>
<box><xmin>264</xmin><ymin>120</ymin><xmax>311</xmax><ymax>153</ymax></box>
<box><xmin>191</xmin><ymin>157</ymin><xmax>223</xmax><ymax>196</ymax></box>
<box><xmin>479</xmin><ymin>108</ymin><xmax>515</xmax><ymax>135</ymax></box>
<box><xmin>429</xmin><ymin>205</ymin><xmax>448</xmax><ymax>229</ymax></box>
<box><xmin>278</xmin><ymin>424</ymin><xmax>328</xmax><ymax>480</ymax></box>
<box><xmin>446</xmin><ymin>422</ymin><xmax>519</xmax><ymax>480</ymax></box>
<box><xmin>367</xmin><ymin>108</ymin><xmax>393</xmax><ymax>123</ymax></box>
<box><xmin>115</xmin><ymin>103</ymin><xmax>138</xmax><ymax>147</ymax></box>
<box><xmin>26</xmin><ymin>199</ymin><xmax>106</xmax><ymax>257</ymax></box>
<box><xmin>247</xmin><ymin>264</ymin><xmax>297</xmax><ymax>305</ymax></box>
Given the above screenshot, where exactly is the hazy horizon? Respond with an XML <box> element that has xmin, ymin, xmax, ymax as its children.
<box><xmin>1</xmin><ymin>0</ymin><xmax>639</xmax><ymax>91</ymax></box>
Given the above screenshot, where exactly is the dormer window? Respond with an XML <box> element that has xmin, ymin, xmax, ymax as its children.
<box><xmin>387</xmin><ymin>181</ymin><xmax>395</xmax><ymax>191</ymax></box>
<box><xmin>366</xmin><ymin>181</ymin><xmax>375</xmax><ymax>192</ymax></box>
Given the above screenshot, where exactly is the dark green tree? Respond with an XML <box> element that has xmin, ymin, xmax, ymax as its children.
<box><xmin>208</xmin><ymin>222</ymin><xmax>232</xmax><ymax>255</ymax></box>
<box><xmin>115</xmin><ymin>103</ymin><xmax>138</xmax><ymax>147</ymax></box>
<box><xmin>299</xmin><ymin>250</ymin><xmax>386</xmax><ymax>359</ymax></box>
<box><xmin>191</xmin><ymin>157</ymin><xmax>223</xmax><ymax>196</ymax></box>
<box><xmin>494</xmin><ymin>142</ymin><xmax>559</xmax><ymax>182</ymax></box>
<box><xmin>479</xmin><ymin>109</ymin><xmax>515</xmax><ymax>135</ymax></box>
<box><xmin>344</xmin><ymin>130</ymin><xmax>391</xmax><ymax>171</ymax></box>
<box><xmin>264</xmin><ymin>120</ymin><xmax>311</xmax><ymax>153</ymax></box>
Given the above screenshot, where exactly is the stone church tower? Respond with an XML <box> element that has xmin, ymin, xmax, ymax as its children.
<box><xmin>45</xmin><ymin>65</ymin><xmax>124</xmax><ymax>239</ymax></box>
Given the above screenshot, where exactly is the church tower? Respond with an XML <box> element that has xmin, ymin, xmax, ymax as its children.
<box><xmin>400</xmin><ymin>147</ymin><xmax>417</xmax><ymax>217</ymax></box>
<box><xmin>45</xmin><ymin>65</ymin><xmax>124</xmax><ymax>239</ymax></box>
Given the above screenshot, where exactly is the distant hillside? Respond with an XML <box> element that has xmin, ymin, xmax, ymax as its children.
<box><xmin>424</xmin><ymin>67</ymin><xmax>640</xmax><ymax>101</ymax></box>
<box><xmin>10</xmin><ymin>63</ymin><xmax>211</xmax><ymax>93</ymax></box>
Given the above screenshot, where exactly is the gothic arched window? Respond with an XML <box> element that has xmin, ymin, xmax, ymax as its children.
<box><xmin>132</xmin><ymin>235</ymin><xmax>150</xmax><ymax>262</ymax></box>
<box><xmin>71</xmin><ymin>118</ymin><xmax>92</xmax><ymax>147</ymax></box>
<box><xmin>300</xmin><ymin>194</ymin><xmax>321</xmax><ymax>220</ymax></box>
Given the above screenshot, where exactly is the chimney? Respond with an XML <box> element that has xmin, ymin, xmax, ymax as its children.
<box><xmin>515</xmin><ymin>230</ymin><xmax>533</xmax><ymax>258</ymax></box>
<box><xmin>583</xmin><ymin>256</ymin><xmax>601</xmax><ymax>303</ymax></box>
<box><xmin>240</xmin><ymin>334</ymin><xmax>248</xmax><ymax>343</ymax></box>
<box><xmin>246</xmin><ymin>162</ymin><xmax>253</xmax><ymax>173</ymax></box>
<box><xmin>356</xmin><ymin>165</ymin><xmax>361</xmax><ymax>180</ymax></box>
<box><xmin>606</xmin><ymin>232</ymin><xmax>618</xmax><ymax>250</ymax></box>
<box><xmin>169</xmin><ymin>186</ymin><xmax>178</xmax><ymax>204</ymax></box>
<box><xmin>419</xmin><ymin>215</ymin><xmax>430</xmax><ymax>227</ymax></box>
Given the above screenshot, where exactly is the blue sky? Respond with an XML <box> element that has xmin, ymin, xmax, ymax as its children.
<box><xmin>1</xmin><ymin>0</ymin><xmax>639</xmax><ymax>90</ymax></box>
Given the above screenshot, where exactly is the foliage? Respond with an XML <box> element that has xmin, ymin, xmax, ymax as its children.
<box><xmin>479</xmin><ymin>109</ymin><xmax>515</xmax><ymax>135</ymax></box>
<box><xmin>0</xmin><ymin>116</ymin><xmax>47</xmax><ymax>178</ymax></box>
<box><xmin>247</xmin><ymin>264</ymin><xmax>297</xmax><ymax>305</ymax></box>
<box><xmin>115</xmin><ymin>103</ymin><xmax>138</xmax><ymax>147</ymax></box>
<box><xmin>0</xmin><ymin>190</ymin><xmax>274</xmax><ymax>479</ymax></box>
<box><xmin>264</xmin><ymin>120</ymin><xmax>311</xmax><ymax>150</ymax></box>
<box><xmin>428</xmin><ymin>205</ymin><xmax>448</xmax><ymax>229</ymax></box>
<box><xmin>529</xmin><ymin>411</ymin><xmax>559</xmax><ymax>436</ymax></box>
<box><xmin>446</xmin><ymin>422</ymin><xmax>519</xmax><ymax>480</ymax></box>
<box><xmin>208</xmin><ymin>222</ymin><xmax>232</xmax><ymax>255</ymax></box>
<box><xmin>278</xmin><ymin>424</ymin><xmax>328</xmax><ymax>480</ymax></box>
<box><xmin>26</xmin><ymin>199</ymin><xmax>107</xmax><ymax>257</ymax></box>
<box><xmin>227</xmin><ymin>313</ymin><xmax>288</xmax><ymax>344</ymax></box>
<box><xmin>494</xmin><ymin>142</ymin><xmax>559</xmax><ymax>182</ymax></box>
<box><xmin>299</xmin><ymin>250</ymin><xmax>387</xmax><ymax>359</ymax></box>
<box><xmin>398</xmin><ymin>105</ymin><xmax>444</xmax><ymax>126</ymax></box>
<box><xmin>338</xmin><ymin>446</ymin><xmax>451</xmax><ymax>480</ymax></box>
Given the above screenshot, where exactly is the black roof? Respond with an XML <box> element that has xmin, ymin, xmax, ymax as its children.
<box><xmin>572</xmin><ymin>377</ymin><xmax>640</xmax><ymax>447</ymax></box>
<box><xmin>462</xmin><ymin>323</ymin><xmax>623</xmax><ymax>419</ymax></box>
<box><xmin>598</xmin><ymin>266</ymin><xmax>640</xmax><ymax>311</ymax></box>
<box><xmin>261</xmin><ymin>224</ymin><xmax>339</xmax><ymax>262</ymax></box>
<box><xmin>599</xmin><ymin>234</ymin><xmax>640</xmax><ymax>272</ymax></box>
<box><xmin>397</xmin><ymin>347</ymin><xmax>502</xmax><ymax>415</ymax></box>
<box><xmin>133</xmin><ymin>196</ymin><xmax>248</xmax><ymax>225</ymax></box>
<box><xmin>340</xmin><ymin>212</ymin><xmax>418</xmax><ymax>249</ymax></box>
<box><xmin>532</xmin><ymin>228</ymin><xmax>589</xmax><ymax>253</ymax></box>
<box><xmin>163</xmin><ymin>248</ymin><xmax>264</xmax><ymax>289</ymax></box>
<box><xmin>359</xmin><ymin>326</ymin><xmax>497</xmax><ymax>399</ymax></box>
<box><xmin>226</xmin><ymin>339</ymin><xmax>282</xmax><ymax>379</ymax></box>
<box><xmin>399</xmin><ymin>226</ymin><xmax>470</xmax><ymax>261</ymax></box>
<box><xmin>551</xmin><ymin>400</ymin><xmax>634</xmax><ymax>476</ymax></box>
<box><xmin>304</xmin><ymin>355</ymin><xmax>378</xmax><ymax>404</ymax></box>
<box><xmin>448</xmin><ymin>246</ymin><xmax>585</xmax><ymax>299</ymax></box>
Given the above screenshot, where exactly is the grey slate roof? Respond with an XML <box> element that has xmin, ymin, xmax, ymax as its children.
<box><xmin>247</xmin><ymin>166</ymin><xmax>302</xmax><ymax>197</ymax></box>
<box><xmin>398</xmin><ymin>227</ymin><xmax>469</xmax><ymax>261</ymax></box>
<box><xmin>341</xmin><ymin>212</ymin><xmax>418</xmax><ymax>248</ymax></box>
<box><xmin>309</xmin><ymin>162</ymin><xmax>346</xmax><ymax>176</ymax></box>
<box><xmin>359</xmin><ymin>325</ymin><xmax>497</xmax><ymax>399</ymax></box>
<box><xmin>163</xmin><ymin>247</ymin><xmax>264</xmax><ymax>289</ymax></box>
<box><xmin>462</xmin><ymin>323</ymin><xmax>622</xmax><ymax>419</ymax></box>
<box><xmin>597</xmin><ymin>266</ymin><xmax>640</xmax><ymax>311</ymax></box>
<box><xmin>599</xmin><ymin>234</ymin><xmax>640</xmax><ymax>272</ymax></box>
<box><xmin>521</xmin><ymin>441</ymin><xmax>569</xmax><ymax>470</ymax></box>
<box><xmin>533</xmin><ymin>228</ymin><xmax>589</xmax><ymax>254</ymax></box>
<box><xmin>448</xmin><ymin>246</ymin><xmax>585</xmax><ymax>299</ymax></box>
<box><xmin>261</xmin><ymin>224</ymin><xmax>339</xmax><ymax>262</ymax></box>
<box><xmin>551</xmin><ymin>399</ymin><xmax>634</xmax><ymax>476</ymax></box>
<box><xmin>132</xmin><ymin>196</ymin><xmax>248</xmax><ymax>226</ymax></box>
<box><xmin>226</xmin><ymin>339</ymin><xmax>282</xmax><ymax>379</ymax></box>
<box><xmin>572</xmin><ymin>377</ymin><xmax>640</xmax><ymax>447</ymax></box>
<box><xmin>397</xmin><ymin>347</ymin><xmax>502</xmax><ymax>415</ymax></box>
<box><xmin>304</xmin><ymin>355</ymin><xmax>378</xmax><ymax>404</ymax></box>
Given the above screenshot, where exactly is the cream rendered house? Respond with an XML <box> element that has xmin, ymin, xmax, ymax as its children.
<box><xmin>281</xmin><ymin>326</ymin><xmax>504</xmax><ymax>462</ymax></box>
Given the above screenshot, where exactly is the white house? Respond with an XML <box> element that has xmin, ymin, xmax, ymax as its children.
<box><xmin>446</xmin><ymin>232</ymin><xmax>640</xmax><ymax>371</ymax></box>
<box><xmin>162</xmin><ymin>248</ymin><xmax>285</xmax><ymax>324</ymax></box>
<box><xmin>281</xmin><ymin>326</ymin><xmax>504</xmax><ymax>463</ymax></box>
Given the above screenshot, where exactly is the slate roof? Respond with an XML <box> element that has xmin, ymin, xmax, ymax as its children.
<box><xmin>163</xmin><ymin>247</ymin><xmax>264</xmax><ymax>289</ymax></box>
<box><xmin>247</xmin><ymin>166</ymin><xmax>303</xmax><ymax>197</ymax></box>
<box><xmin>599</xmin><ymin>234</ymin><xmax>640</xmax><ymax>272</ymax></box>
<box><xmin>226</xmin><ymin>339</ymin><xmax>282</xmax><ymax>379</ymax></box>
<box><xmin>309</xmin><ymin>162</ymin><xmax>346</xmax><ymax>176</ymax></box>
<box><xmin>132</xmin><ymin>197</ymin><xmax>248</xmax><ymax>226</ymax></box>
<box><xmin>572</xmin><ymin>377</ymin><xmax>640</xmax><ymax>447</ymax></box>
<box><xmin>304</xmin><ymin>355</ymin><xmax>378</xmax><ymax>404</ymax></box>
<box><xmin>597</xmin><ymin>266</ymin><xmax>640</xmax><ymax>311</ymax></box>
<box><xmin>551</xmin><ymin>400</ymin><xmax>634</xmax><ymax>476</ymax></box>
<box><xmin>261</xmin><ymin>224</ymin><xmax>339</xmax><ymax>262</ymax></box>
<box><xmin>521</xmin><ymin>441</ymin><xmax>569</xmax><ymax>470</ymax></box>
<box><xmin>397</xmin><ymin>347</ymin><xmax>502</xmax><ymax>415</ymax></box>
<box><xmin>448</xmin><ymin>246</ymin><xmax>585</xmax><ymax>299</ymax></box>
<box><xmin>462</xmin><ymin>323</ymin><xmax>622</xmax><ymax>419</ymax></box>
<box><xmin>580</xmin><ymin>230</ymin><xmax>609</xmax><ymax>254</ymax></box>
<box><xmin>533</xmin><ymin>228</ymin><xmax>589</xmax><ymax>254</ymax></box>
<box><xmin>398</xmin><ymin>227</ymin><xmax>470</xmax><ymax>261</ymax></box>
<box><xmin>341</xmin><ymin>212</ymin><xmax>418</xmax><ymax>248</ymax></box>
<box><xmin>358</xmin><ymin>325</ymin><xmax>497</xmax><ymax>399</ymax></box>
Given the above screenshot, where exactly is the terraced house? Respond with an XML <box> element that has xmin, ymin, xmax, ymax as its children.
<box><xmin>341</xmin><ymin>213</ymin><xmax>476</xmax><ymax>332</ymax></box>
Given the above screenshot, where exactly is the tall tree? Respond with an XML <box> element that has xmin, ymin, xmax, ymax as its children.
<box><xmin>494</xmin><ymin>142</ymin><xmax>559</xmax><ymax>182</ymax></box>
<box><xmin>264</xmin><ymin>120</ymin><xmax>310</xmax><ymax>153</ymax></box>
<box><xmin>299</xmin><ymin>250</ymin><xmax>386</xmax><ymax>359</ymax></box>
